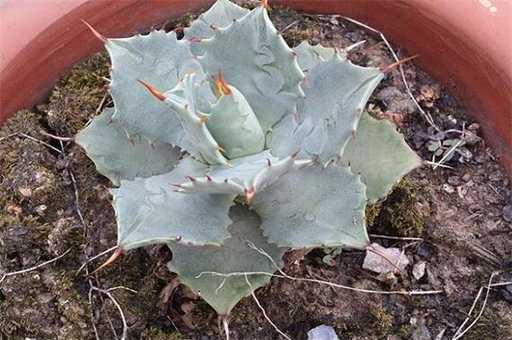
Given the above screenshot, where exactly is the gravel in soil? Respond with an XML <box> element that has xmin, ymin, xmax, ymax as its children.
<box><xmin>1</xmin><ymin>3</ymin><xmax>511</xmax><ymax>340</ymax></box>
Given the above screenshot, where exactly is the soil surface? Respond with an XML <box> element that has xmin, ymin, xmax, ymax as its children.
<box><xmin>1</xmin><ymin>3</ymin><xmax>511</xmax><ymax>340</ymax></box>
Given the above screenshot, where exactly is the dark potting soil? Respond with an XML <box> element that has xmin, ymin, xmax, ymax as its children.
<box><xmin>1</xmin><ymin>3</ymin><xmax>510</xmax><ymax>340</ymax></box>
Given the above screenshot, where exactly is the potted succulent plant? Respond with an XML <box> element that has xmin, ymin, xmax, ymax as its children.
<box><xmin>0</xmin><ymin>0</ymin><xmax>511</xmax><ymax>339</ymax></box>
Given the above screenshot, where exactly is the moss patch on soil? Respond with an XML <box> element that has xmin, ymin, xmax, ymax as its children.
<box><xmin>371</xmin><ymin>178</ymin><xmax>431</xmax><ymax>237</ymax></box>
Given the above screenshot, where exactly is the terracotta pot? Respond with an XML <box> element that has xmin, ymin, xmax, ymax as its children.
<box><xmin>1</xmin><ymin>0</ymin><xmax>511</xmax><ymax>174</ymax></box>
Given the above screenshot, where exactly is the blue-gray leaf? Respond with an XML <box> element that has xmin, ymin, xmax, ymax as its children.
<box><xmin>112</xmin><ymin>157</ymin><xmax>234</xmax><ymax>250</ymax></box>
<box><xmin>75</xmin><ymin>108</ymin><xmax>179</xmax><ymax>186</ymax></box>
<box><xmin>168</xmin><ymin>205</ymin><xmax>286</xmax><ymax>315</ymax></box>
<box><xmin>252</xmin><ymin>165</ymin><xmax>369</xmax><ymax>249</ymax></box>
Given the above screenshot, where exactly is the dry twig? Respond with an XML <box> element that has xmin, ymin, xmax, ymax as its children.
<box><xmin>0</xmin><ymin>248</ymin><xmax>72</xmax><ymax>285</ymax></box>
<box><xmin>244</xmin><ymin>274</ymin><xmax>291</xmax><ymax>339</ymax></box>
<box><xmin>452</xmin><ymin>272</ymin><xmax>497</xmax><ymax>340</ymax></box>
<box><xmin>339</xmin><ymin>16</ymin><xmax>439</xmax><ymax>131</ymax></box>
<box><xmin>198</xmin><ymin>242</ymin><xmax>443</xmax><ymax>296</ymax></box>
<box><xmin>91</xmin><ymin>286</ymin><xmax>129</xmax><ymax>340</ymax></box>
<box><xmin>369</xmin><ymin>234</ymin><xmax>423</xmax><ymax>241</ymax></box>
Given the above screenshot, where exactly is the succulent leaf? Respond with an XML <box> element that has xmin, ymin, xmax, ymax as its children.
<box><xmin>252</xmin><ymin>165</ymin><xmax>369</xmax><ymax>249</ymax></box>
<box><xmin>340</xmin><ymin>112</ymin><xmax>423</xmax><ymax>202</ymax></box>
<box><xmin>162</xmin><ymin>73</ymin><xmax>229</xmax><ymax>165</ymax></box>
<box><xmin>176</xmin><ymin>151</ymin><xmax>312</xmax><ymax>203</ymax></box>
<box><xmin>112</xmin><ymin>157</ymin><xmax>234</xmax><ymax>250</ymax></box>
<box><xmin>106</xmin><ymin>31</ymin><xmax>197</xmax><ymax>145</ymax></box>
<box><xmin>167</xmin><ymin>205</ymin><xmax>285</xmax><ymax>315</ymax></box>
<box><xmin>293</xmin><ymin>41</ymin><xmax>335</xmax><ymax>72</ymax></box>
<box><xmin>206</xmin><ymin>84</ymin><xmax>265</xmax><ymax>159</ymax></box>
<box><xmin>75</xmin><ymin>108</ymin><xmax>179</xmax><ymax>186</ymax></box>
<box><xmin>185</xmin><ymin>0</ymin><xmax>250</xmax><ymax>55</ymax></box>
<box><xmin>270</xmin><ymin>55</ymin><xmax>384</xmax><ymax>163</ymax></box>
<box><xmin>199</xmin><ymin>6</ymin><xmax>305</xmax><ymax>131</ymax></box>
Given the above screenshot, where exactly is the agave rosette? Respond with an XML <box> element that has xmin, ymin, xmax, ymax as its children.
<box><xmin>76</xmin><ymin>0</ymin><xmax>421</xmax><ymax>315</ymax></box>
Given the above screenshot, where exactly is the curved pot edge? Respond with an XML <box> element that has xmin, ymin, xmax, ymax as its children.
<box><xmin>0</xmin><ymin>0</ymin><xmax>510</xmax><ymax>175</ymax></box>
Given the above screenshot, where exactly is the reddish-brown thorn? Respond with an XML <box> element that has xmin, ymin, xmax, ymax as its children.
<box><xmin>90</xmin><ymin>247</ymin><xmax>123</xmax><ymax>275</ymax></box>
<box><xmin>186</xmin><ymin>176</ymin><xmax>196</xmax><ymax>182</ymax></box>
<box><xmin>81</xmin><ymin>19</ymin><xmax>106</xmax><ymax>43</ymax></box>
<box><xmin>245</xmin><ymin>187</ymin><xmax>256</xmax><ymax>206</ymax></box>
<box><xmin>381</xmin><ymin>54</ymin><xmax>419</xmax><ymax>73</ymax></box>
<box><xmin>171</xmin><ymin>183</ymin><xmax>183</xmax><ymax>188</ymax></box>
<box><xmin>137</xmin><ymin>79</ymin><xmax>166</xmax><ymax>101</ymax></box>
<box><xmin>290</xmin><ymin>50</ymin><xmax>297</xmax><ymax>57</ymax></box>
<box><xmin>291</xmin><ymin>149</ymin><xmax>300</xmax><ymax>158</ymax></box>
<box><xmin>266</xmin><ymin>158</ymin><xmax>272</xmax><ymax>167</ymax></box>
<box><xmin>213</xmin><ymin>72</ymin><xmax>232</xmax><ymax>97</ymax></box>
<box><xmin>206</xmin><ymin>175</ymin><xmax>213</xmax><ymax>182</ymax></box>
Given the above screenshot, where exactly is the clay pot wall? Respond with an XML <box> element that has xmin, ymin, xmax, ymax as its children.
<box><xmin>1</xmin><ymin>0</ymin><xmax>510</xmax><ymax>173</ymax></box>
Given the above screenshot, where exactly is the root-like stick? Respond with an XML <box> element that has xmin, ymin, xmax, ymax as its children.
<box><xmin>452</xmin><ymin>272</ymin><xmax>496</xmax><ymax>340</ymax></box>
<box><xmin>91</xmin><ymin>286</ymin><xmax>129</xmax><ymax>340</ymax></box>
<box><xmin>279</xmin><ymin>20</ymin><xmax>299</xmax><ymax>34</ymax></box>
<box><xmin>197</xmin><ymin>242</ymin><xmax>443</xmax><ymax>296</ymax></box>
<box><xmin>17</xmin><ymin>132</ymin><xmax>63</xmax><ymax>154</ymax></box>
<box><xmin>340</xmin><ymin>15</ymin><xmax>439</xmax><ymax>131</ymax></box>
<box><xmin>76</xmin><ymin>245</ymin><xmax>118</xmax><ymax>275</ymax></box>
<box><xmin>244</xmin><ymin>274</ymin><xmax>291</xmax><ymax>340</ymax></box>
<box><xmin>381</xmin><ymin>55</ymin><xmax>419</xmax><ymax>73</ymax></box>
<box><xmin>369</xmin><ymin>234</ymin><xmax>423</xmax><ymax>241</ymax></box>
<box><xmin>39</xmin><ymin>130</ymin><xmax>74</xmax><ymax>142</ymax></box>
<box><xmin>432</xmin><ymin>139</ymin><xmax>464</xmax><ymax>170</ymax></box>
<box><xmin>0</xmin><ymin>248</ymin><xmax>72</xmax><ymax>285</ymax></box>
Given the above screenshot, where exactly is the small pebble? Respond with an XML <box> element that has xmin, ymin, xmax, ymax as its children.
<box><xmin>18</xmin><ymin>187</ymin><xmax>32</xmax><ymax>197</ymax></box>
<box><xmin>35</xmin><ymin>204</ymin><xmax>47</xmax><ymax>216</ymax></box>
<box><xmin>417</xmin><ymin>242</ymin><xmax>433</xmax><ymax>258</ymax></box>
<box><xmin>442</xmin><ymin>184</ymin><xmax>454</xmax><ymax>194</ymax></box>
<box><xmin>308</xmin><ymin>325</ymin><xmax>339</xmax><ymax>340</ymax></box>
<box><xmin>412</xmin><ymin>261</ymin><xmax>426</xmax><ymax>280</ymax></box>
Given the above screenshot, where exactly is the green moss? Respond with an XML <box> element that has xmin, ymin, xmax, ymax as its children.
<box><xmin>365</xmin><ymin>202</ymin><xmax>382</xmax><ymax>227</ymax></box>
<box><xmin>369</xmin><ymin>305</ymin><xmax>394</xmax><ymax>338</ymax></box>
<box><xmin>140</xmin><ymin>326</ymin><xmax>186</xmax><ymax>340</ymax></box>
<box><xmin>397</xmin><ymin>323</ymin><xmax>414</xmax><ymax>339</ymax></box>
<box><xmin>464</xmin><ymin>305</ymin><xmax>512</xmax><ymax>340</ymax></box>
<box><xmin>373</xmin><ymin>178</ymin><xmax>430</xmax><ymax>237</ymax></box>
<box><xmin>270</xmin><ymin>6</ymin><xmax>319</xmax><ymax>47</ymax></box>
<box><xmin>45</xmin><ymin>53</ymin><xmax>110</xmax><ymax>136</ymax></box>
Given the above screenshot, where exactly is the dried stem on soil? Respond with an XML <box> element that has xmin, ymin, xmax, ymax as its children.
<box><xmin>39</xmin><ymin>129</ymin><xmax>74</xmax><ymax>141</ymax></box>
<box><xmin>0</xmin><ymin>248</ymin><xmax>72</xmax><ymax>285</ymax></box>
<box><xmin>76</xmin><ymin>245</ymin><xmax>118</xmax><ymax>275</ymax></box>
<box><xmin>339</xmin><ymin>15</ymin><xmax>439</xmax><ymax>131</ymax></box>
<box><xmin>244</xmin><ymin>274</ymin><xmax>291</xmax><ymax>340</ymax></box>
<box><xmin>369</xmin><ymin>233</ymin><xmax>424</xmax><ymax>241</ymax></box>
<box><xmin>0</xmin><ymin>131</ymin><xmax>63</xmax><ymax>154</ymax></box>
<box><xmin>197</xmin><ymin>242</ymin><xmax>443</xmax><ymax>296</ymax></box>
<box><xmin>452</xmin><ymin>271</ymin><xmax>497</xmax><ymax>340</ymax></box>
<box><xmin>90</xmin><ymin>286</ymin><xmax>129</xmax><ymax>340</ymax></box>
